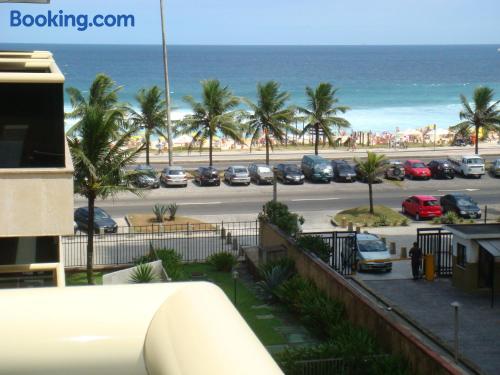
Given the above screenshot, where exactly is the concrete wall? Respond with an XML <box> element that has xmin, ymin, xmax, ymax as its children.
<box><xmin>260</xmin><ymin>221</ymin><xmax>461</xmax><ymax>375</ymax></box>
<box><xmin>103</xmin><ymin>261</ymin><xmax>166</xmax><ymax>285</ymax></box>
<box><xmin>0</xmin><ymin>140</ymin><xmax>74</xmax><ymax>237</ymax></box>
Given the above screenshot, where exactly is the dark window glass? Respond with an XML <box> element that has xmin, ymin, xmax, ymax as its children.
<box><xmin>457</xmin><ymin>243</ymin><xmax>466</xmax><ymax>268</ymax></box>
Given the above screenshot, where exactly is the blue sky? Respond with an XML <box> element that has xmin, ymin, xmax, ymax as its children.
<box><xmin>0</xmin><ymin>0</ymin><xmax>499</xmax><ymax>45</ymax></box>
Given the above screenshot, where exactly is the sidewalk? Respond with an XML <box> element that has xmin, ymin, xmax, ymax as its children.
<box><xmin>139</xmin><ymin>143</ymin><xmax>500</xmax><ymax>164</ymax></box>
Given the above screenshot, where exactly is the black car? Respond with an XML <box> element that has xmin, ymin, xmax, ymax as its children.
<box><xmin>452</xmin><ymin>138</ymin><xmax>472</xmax><ymax>147</ymax></box>
<box><xmin>133</xmin><ymin>164</ymin><xmax>160</xmax><ymax>188</ymax></box>
<box><xmin>440</xmin><ymin>194</ymin><xmax>481</xmax><ymax>219</ymax></box>
<box><xmin>275</xmin><ymin>163</ymin><xmax>305</xmax><ymax>184</ymax></box>
<box><xmin>331</xmin><ymin>160</ymin><xmax>356</xmax><ymax>182</ymax></box>
<box><xmin>74</xmin><ymin>207</ymin><xmax>118</xmax><ymax>233</ymax></box>
<box><xmin>193</xmin><ymin>166</ymin><xmax>221</xmax><ymax>186</ymax></box>
<box><xmin>427</xmin><ymin>160</ymin><xmax>455</xmax><ymax>179</ymax></box>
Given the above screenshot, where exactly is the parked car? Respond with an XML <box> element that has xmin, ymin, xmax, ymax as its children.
<box><xmin>382</xmin><ymin>160</ymin><xmax>405</xmax><ymax>181</ymax></box>
<box><xmin>224</xmin><ymin>165</ymin><xmax>251</xmax><ymax>186</ymax></box>
<box><xmin>275</xmin><ymin>163</ymin><xmax>305</xmax><ymax>184</ymax></box>
<box><xmin>404</xmin><ymin>160</ymin><xmax>431</xmax><ymax>180</ymax></box>
<box><xmin>355</xmin><ymin>233</ymin><xmax>393</xmax><ymax>272</ymax></box>
<box><xmin>132</xmin><ymin>164</ymin><xmax>160</xmax><ymax>188</ymax></box>
<box><xmin>160</xmin><ymin>166</ymin><xmax>188</xmax><ymax>187</ymax></box>
<box><xmin>402</xmin><ymin>195</ymin><xmax>443</xmax><ymax>221</ymax></box>
<box><xmin>74</xmin><ymin>207</ymin><xmax>118</xmax><ymax>233</ymax></box>
<box><xmin>331</xmin><ymin>160</ymin><xmax>356</xmax><ymax>182</ymax></box>
<box><xmin>440</xmin><ymin>194</ymin><xmax>481</xmax><ymax>219</ymax></box>
<box><xmin>248</xmin><ymin>163</ymin><xmax>274</xmax><ymax>185</ymax></box>
<box><xmin>301</xmin><ymin>155</ymin><xmax>333</xmax><ymax>183</ymax></box>
<box><xmin>490</xmin><ymin>159</ymin><xmax>500</xmax><ymax>177</ymax></box>
<box><xmin>193</xmin><ymin>166</ymin><xmax>221</xmax><ymax>186</ymax></box>
<box><xmin>448</xmin><ymin>155</ymin><xmax>485</xmax><ymax>178</ymax></box>
<box><xmin>427</xmin><ymin>160</ymin><xmax>455</xmax><ymax>179</ymax></box>
<box><xmin>452</xmin><ymin>138</ymin><xmax>472</xmax><ymax>147</ymax></box>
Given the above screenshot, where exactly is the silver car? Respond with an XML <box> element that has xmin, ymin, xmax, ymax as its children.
<box><xmin>248</xmin><ymin>163</ymin><xmax>274</xmax><ymax>185</ymax></box>
<box><xmin>224</xmin><ymin>166</ymin><xmax>251</xmax><ymax>186</ymax></box>
<box><xmin>355</xmin><ymin>233</ymin><xmax>392</xmax><ymax>272</ymax></box>
<box><xmin>160</xmin><ymin>166</ymin><xmax>188</xmax><ymax>187</ymax></box>
<box><xmin>490</xmin><ymin>159</ymin><xmax>500</xmax><ymax>177</ymax></box>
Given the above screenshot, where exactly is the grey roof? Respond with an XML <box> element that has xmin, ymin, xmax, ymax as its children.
<box><xmin>444</xmin><ymin>224</ymin><xmax>500</xmax><ymax>240</ymax></box>
<box><xmin>477</xmin><ymin>240</ymin><xmax>500</xmax><ymax>258</ymax></box>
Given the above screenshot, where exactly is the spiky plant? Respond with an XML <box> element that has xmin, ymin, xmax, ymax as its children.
<box><xmin>167</xmin><ymin>203</ymin><xmax>178</xmax><ymax>220</ymax></box>
<box><xmin>153</xmin><ymin>204</ymin><xmax>168</xmax><ymax>223</ymax></box>
<box><xmin>129</xmin><ymin>263</ymin><xmax>157</xmax><ymax>283</ymax></box>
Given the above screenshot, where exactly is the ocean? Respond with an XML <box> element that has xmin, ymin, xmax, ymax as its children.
<box><xmin>5</xmin><ymin>44</ymin><xmax>500</xmax><ymax>132</ymax></box>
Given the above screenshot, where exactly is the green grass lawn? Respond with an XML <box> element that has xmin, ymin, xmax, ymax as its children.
<box><xmin>334</xmin><ymin>205</ymin><xmax>408</xmax><ymax>227</ymax></box>
<box><xmin>66</xmin><ymin>271</ymin><xmax>103</xmax><ymax>286</ymax></box>
<box><xmin>179</xmin><ymin>263</ymin><xmax>288</xmax><ymax>347</ymax></box>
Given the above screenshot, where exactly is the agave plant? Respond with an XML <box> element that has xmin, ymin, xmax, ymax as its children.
<box><xmin>256</xmin><ymin>263</ymin><xmax>296</xmax><ymax>300</ymax></box>
<box><xmin>168</xmin><ymin>203</ymin><xmax>178</xmax><ymax>220</ymax></box>
<box><xmin>153</xmin><ymin>204</ymin><xmax>168</xmax><ymax>223</ymax></box>
<box><xmin>129</xmin><ymin>263</ymin><xmax>157</xmax><ymax>283</ymax></box>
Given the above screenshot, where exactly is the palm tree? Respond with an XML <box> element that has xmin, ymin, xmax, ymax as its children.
<box><xmin>244</xmin><ymin>81</ymin><xmax>296</xmax><ymax>165</ymax></box>
<box><xmin>178</xmin><ymin>79</ymin><xmax>243</xmax><ymax>166</ymax></box>
<box><xmin>354</xmin><ymin>152</ymin><xmax>387</xmax><ymax>215</ymax></box>
<box><xmin>66</xmin><ymin>74</ymin><xmax>126</xmax><ymax>136</ymax></box>
<box><xmin>451</xmin><ymin>86</ymin><xmax>500</xmax><ymax>155</ymax></box>
<box><xmin>298</xmin><ymin>83</ymin><xmax>350</xmax><ymax>155</ymax></box>
<box><xmin>130</xmin><ymin>86</ymin><xmax>167</xmax><ymax>165</ymax></box>
<box><xmin>68</xmin><ymin>82</ymin><xmax>142</xmax><ymax>285</ymax></box>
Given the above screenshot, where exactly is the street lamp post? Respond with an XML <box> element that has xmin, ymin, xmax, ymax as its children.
<box><xmin>450</xmin><ymin>301</ymin><xmax>461</xmax><ymax>363</ymax></box>
<box><xmin>159</xmin><ymin>0</ymin><xmax>174</xmax><ymax>166</ymax></box>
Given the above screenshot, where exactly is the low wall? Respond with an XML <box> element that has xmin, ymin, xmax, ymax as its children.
<box><xmin>260</xmin><ymin>221</ymin><xmax>462</xmax><ymax>375</ymax></box>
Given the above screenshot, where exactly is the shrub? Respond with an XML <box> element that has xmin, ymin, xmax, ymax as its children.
<box><xmin>296</xmin><ymin>235</ymin><xmax>330</xmax><ymax>262</ymax></box>
<box><xmin>155</xmin><ymin>248</ymin><xmax>183</xmax><ymax>280</ymax></box>
<box><xmin>152</xmin><ymin>204</ymin><xmax>168</xmax><ymax>223</ymax></box>
<box><xmin>168</xmin><ymin>203</ymin><xmax>178</xmax><ymax>220</ymax></box>
<box><xmin>256</xmin><ymin>259</ymin><xmax>296</xmax><ymax>299</ymax></box>
<box><xmin>374</xmin><ymin>215</ymin><xmax>390</xmax><ymax>227</ymax></box>
<box><xmin>129</xmin><ymin>263</ymin><xmax>157</xmax><ymax>283</ymax></box>
<box><xmin>208</xmin><ymin>252</ymin><xmax>237</xmax><ymax>272</ymax></box>
<box><xmin>441</xmin><ymin>211</ymin><xmax>460</xmax><ymax>224</ymax></box>
<box><xmin>261</xmin><ymin>201</ymin><xmax>304</xmax><ymax>237</ymax></box>
<box><xmin>400</xmin><ymin>217</ymin><xmax>409</xmax><ymax>226</ymax></box>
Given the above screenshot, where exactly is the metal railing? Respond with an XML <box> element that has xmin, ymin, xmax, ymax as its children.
<box><xmin>291</xmin><ymin>355</ymin><xmax>389</xmax><ymax>375</ymax></box>
<box><xmin>417</xmin><ymin>227</ymin><xmax>453</xmax><ymax>277</ymax></box>
<box><xmin>63</xmin><ymin>221</ymin><xmax>259</xmax><ymax>268</ymax></box>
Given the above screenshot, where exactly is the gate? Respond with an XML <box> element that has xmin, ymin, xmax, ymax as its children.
<box><xmin>417</xmin><ymin>228</ymin><xmax>453</xmax><ymax>277</ymax></box>
<box><xmin>304</xmin><ymin>231</ymin><xmax>357</xmax><ymax>277</ymax></box>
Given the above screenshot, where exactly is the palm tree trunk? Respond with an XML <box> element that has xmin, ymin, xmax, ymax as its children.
<box><xmin>209</xmin><ymin>132</ymin><xmax>213</xmax><ymax>167</ymax></box>
<box><xmin>145</xmin><ymin>131</ymin><xmax>150</xmax><ymax>165</ymax></box>
<box><xmin>368</xmin><ymin>182</ymin><xmax>374</xmax><ymax>215</ymax></box>
<box><xmin>315</xmin><ymin>125</ymin><xmax>319</xmax><ymax>155</ymax></box>
<box><xmin>475</xmin><ymin>125</ymin><xmax>479</xmax><ymax>155</ymax></box>
<box><xmin>86</xmin><ymin>193</ymin><xmax>96</xmax><ymax>285</ymax></box>
<box><xmin>265</xmin><ymin>134</ymin><xmax>270</xmax><ymax>165</ymax></box>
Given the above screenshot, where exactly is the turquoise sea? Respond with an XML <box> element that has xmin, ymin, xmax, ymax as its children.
<box><xmin>5</xmin><ymin>44</ymin><xmax>500</xmax><ymax>132</ymax></box>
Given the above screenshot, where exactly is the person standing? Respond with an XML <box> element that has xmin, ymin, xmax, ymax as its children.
<box><xmin>409</xmin><ymin>242</ymin><xmax>423</xmax><ymax>280</ymax></box>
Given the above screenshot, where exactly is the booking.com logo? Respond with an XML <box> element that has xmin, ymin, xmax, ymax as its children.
<box><xmin>10</xmin><ymin>10</ymin><xmax>135</xmax><ymax>31</ymax></box>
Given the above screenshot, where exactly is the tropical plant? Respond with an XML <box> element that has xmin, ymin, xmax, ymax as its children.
<box><xmin>296</xmin><ymin>235</ymin><xmax>330</xmax><ymax>262</ymax></box>
<box><xmin>168</xmin><ymin>203</ymin><xmax>178</xmax><ymax>220</ymax></box>
<box><xmin>66</xmin><ymin>74</ymin><xmax>126</xmax><ymax>136</ymax></box>
<box><xmin>297</xmin><ymin>83</ymin><xmax>350</xmax><ymax>155</ymax></box>
<box><xmin>208</xmin><ymin>252</ymin><xmax>237</xmax><ymax>272</ymax></box>
<box><xmin>129</xmin><ymin>263</ymin><xmax>157</xmax><ymax>283</ymax></box>
<box><xmin>243</xmin><ymin>81</ymin><xmax>295</xmax><ymax>164</ymax></box>
<box><xmin>451</xmin><ymin>86</ymin><xmax>500</xmax><ymax>155</ymax></box>
<box><xmin>256</xmin><ymin>259</ymin><xmax>296</xmax><ymax>299</ymax></box>
<box><xmin>67</xmin><ymin>76</ymin><xmax>142</xmax><ymax>285</ymax></box>
<box><xmin>178</xmin><ymin>79</ymin><xmax>243</xmax><ymax>166</ymax></box>
<box><xmin>130</xmin><ymin>86</ymin><xmax>167</xmax><ymax>165</ymax></box>
<box><xmin>354</xmin><ymin>152</ymin><xmax>387</xmax><ymax>215</ymax></box>
<box><xmin>261</xmin><ymin>201</ymin><xmax>304</xmax><ymax>237</ymax></box>
<box><xmin>155</xmin><ymin>248</ymin><xmax>184</xmax><ymax>280</ymax></box>
<box><xmin>153</xmin><ymin>204</ymin><xmax>168</xmax><ymax>223</ymax></box>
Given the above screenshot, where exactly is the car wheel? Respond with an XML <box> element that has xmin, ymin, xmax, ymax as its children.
<box><xmin>216</xmin><ymin>181</ymin><xmax>220</xmax><ymax>186</ymax></box>
<box><xmin>400</xmin><ymin>177</ymin><xmax>404</xmax><ymax>181</ymax></box>
<box><xmin>409</xmin><ymin>174</ymin><xmax>414</xmax><ymax>180</ymax></box>
<box><xmin>415</xmin><ymin>213</ymin><xmax>421</xmax><ymax>221</ymax></box>
<box><xmin>402</xmin><ymin>206</ymin><xmax>407</xmax><ymax>214</ymax></box>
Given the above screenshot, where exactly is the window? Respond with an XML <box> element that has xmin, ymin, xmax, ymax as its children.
<box><xmin>457</xmin><ymin>243</ymin><xmax>466</xmax><ymax>268</ymax></box>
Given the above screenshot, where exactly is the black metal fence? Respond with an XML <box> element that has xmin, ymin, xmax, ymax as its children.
<box><xmin>63</xmin><ymin>221</ymin><xmax>259</xmax><ymax>268</ymax></box>
<box><xmin>417</xmin><ymin>227</ymin><xmax>453</xmax><ymax>277</ymax></box>
<box><xmin>301</xmin><ymin>231</ymin><xmax>358</xmax><ymax>277</ymax></box>
<box><xmin>291</xmin><ymin>355</ymin><xmax>389</xmax><ymax>375</ymax></box>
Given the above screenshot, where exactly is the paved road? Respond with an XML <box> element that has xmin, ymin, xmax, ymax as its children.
<box><xmin>75</xmin><ymin>172</ymin><xmax>500</xmax><ymax>219</ymax></box>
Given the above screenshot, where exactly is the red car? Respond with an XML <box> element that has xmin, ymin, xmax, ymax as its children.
<box><xmin>402</xmin><ymin>195</ymin><xmax>443</xmax><ymax>221</ymax></box>
<box><xmin>404</xmin><ymin>160</ymin><xmax>431</xmax><ymax>180</ymax></box>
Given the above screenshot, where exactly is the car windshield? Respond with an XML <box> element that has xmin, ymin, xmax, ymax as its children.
<box><xmin>285</xmin><ymin>166</ymin><xmax>300</xmax><ymax>173</ymax></box>
<box><xmin>316</xmin><ymin>163</ymin><xmax>331</xmax><ymax>170</ymax></box>
<box><xmin>412</xmin><ymin>163</ymin><xmax>426</xmax><ymax>168</ymax></box>
<box><xmin>358</xmin><ymin>240</ymin><xmax>387</xmax><ymax>253</ymax></box>
<box><xmin>423</xmin><ymin>200</ymin><xmax>439</xmax><ymax>206</ymax></box>
<box><xmin>94</xmin><ymin>210</ymin><xmax>110</xmax><ymax>219</ymax></box>
<box><xmin>234</xmin><ymin>168</ymin><xmax>247</xmax><ymax>174</ymax></box>
<box><xmin>203</xmin><ymin>169</ymin><xmax>217</xmax><ymax>175</ymax></box>
<box><xmin>457</xmin><ymin>198</ymin><xmax>475</xmax><ymax>207</ymax></box>
<box><xmin>258</xmin><ymin>166</ymin><xmax>272</xmax><ymax>173</ymax></box>
<box><xmin>168</xmin><ymin>170</ymin><xmax>184</xmax><ymax>175</ymax></box>
<box><xmin>338</xmin><ymin>164</ymin><xmax>353</xmax><ymax>171</ymax></box>
<box><xmin>466</xmin><ymin>158</ymin><xmax>483</xmax><ymax>164</ymax></box>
